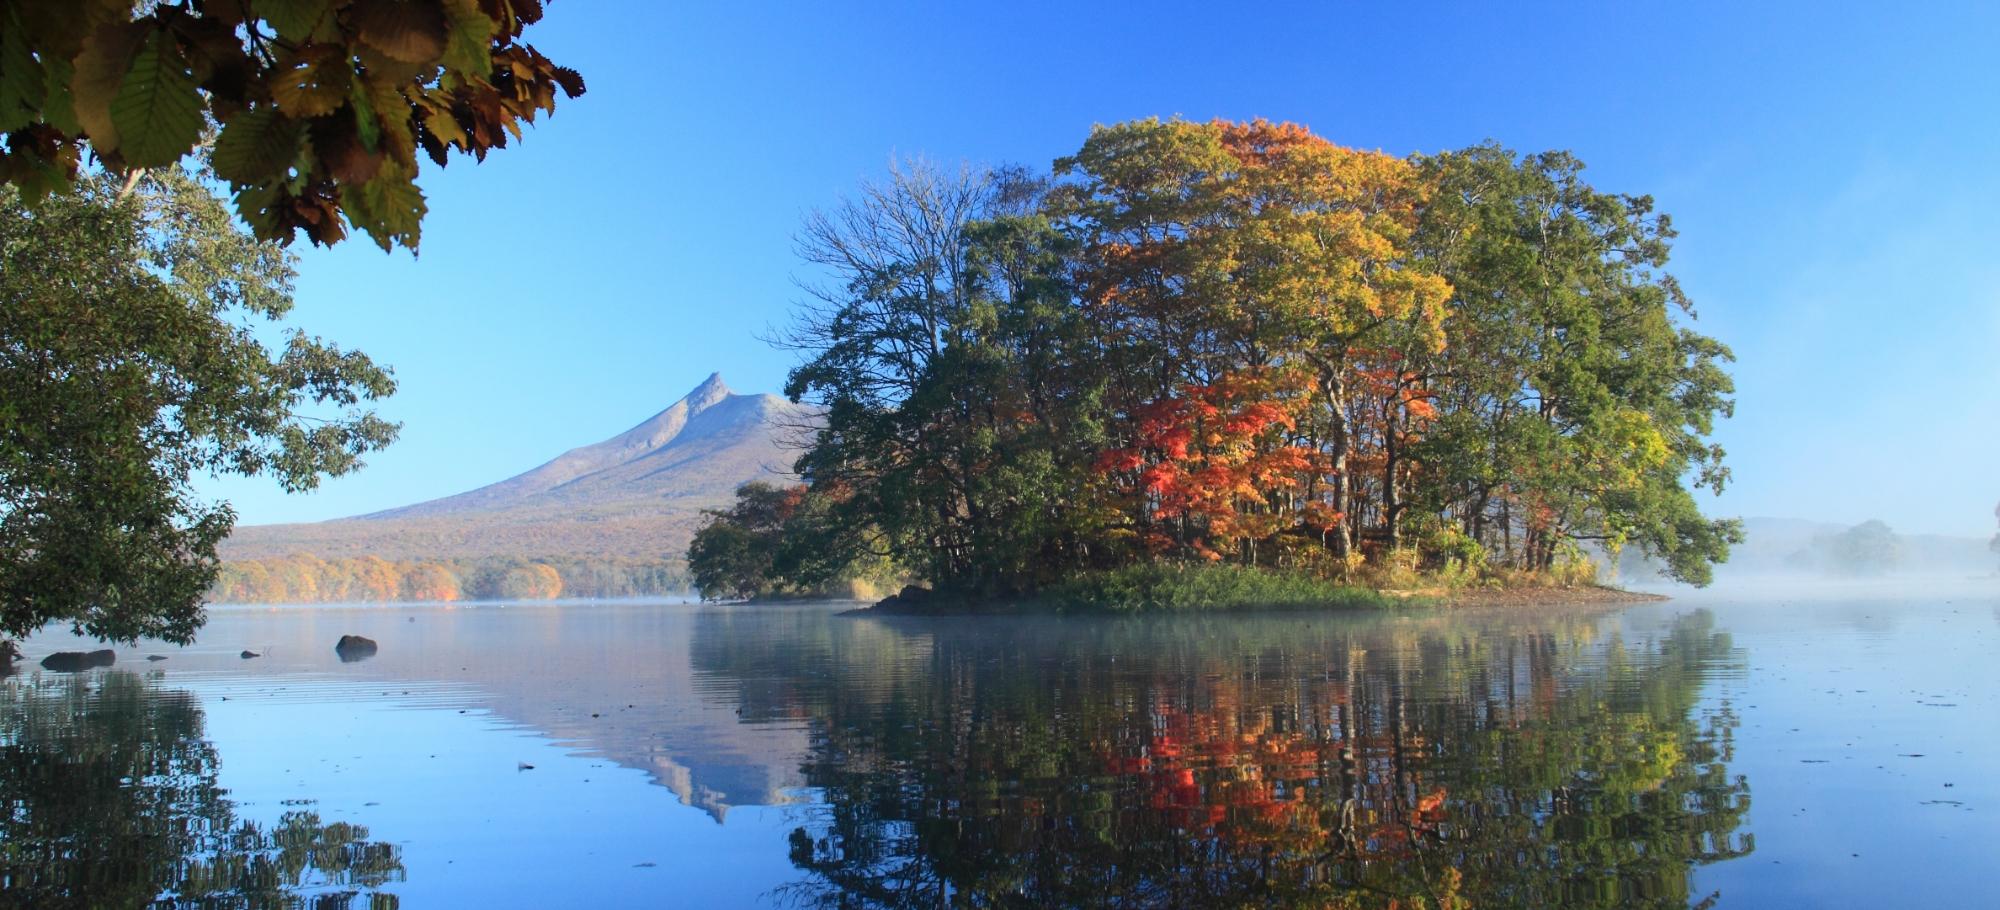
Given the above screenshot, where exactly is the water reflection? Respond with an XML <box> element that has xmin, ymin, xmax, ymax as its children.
<box><xmin>0</xmin><ymin>671</ymin><xmax>406</xmax><ymax>908</ymax></box>
<box><xmin>695</xmin><ymin>609</ymin><xmax>1751</xmax><ymax>908</ymax></box>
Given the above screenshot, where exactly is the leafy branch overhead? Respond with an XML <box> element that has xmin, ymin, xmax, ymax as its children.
<box><xmin>0</xmin><ymin>0</ymin><xmax>584</xmax><ymax>251</ymax></box>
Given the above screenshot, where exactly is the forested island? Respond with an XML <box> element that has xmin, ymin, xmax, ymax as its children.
<box><xmin>690</xmin><ymin>119</ymin><xmax>1740</xmax><ymax>610</ymax></box>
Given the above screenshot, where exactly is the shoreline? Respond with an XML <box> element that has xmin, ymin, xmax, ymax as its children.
<box><xmin>1404</xmin><ymin>583</ymin><xmax>1668</xmax><ymax>610</ymax></box>
<box><xmin>856</xmin><ymin>581</ymin><xmax>1666</xmax><ymax>616</ymax></box>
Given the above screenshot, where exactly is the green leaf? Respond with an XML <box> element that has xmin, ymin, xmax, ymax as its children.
<box><xmin>212</xmin><ymin>107</ymin><xmax>304</xmax><ymax>183</ymax></box>
<box><xmin>69</xmin><ymin>20</ymin><xmax>147</xmax><ymax>154</ymax></box>
<box><xmin>343</xmin><ymin>160</ymin><xmax>425</xmax><ymax>252</ymax></box>
<box><xmin>109</xmin><ymin>30</ymin><xmax>204</xmax><ymax>169</ymax></box>
<box><xmin>39</xmin><ymin>55</ymin><xmax>78</xmax><ymax>136</ymax></box>
<box><xmin>348</xmin><ymin>76</ymin><xmax>380</xmax><ymax>152</ymax></box>
<box><xmin>252</xmin><ymin>0</ymin><xmax>335</xmax><ymax>44</ymax></box>
<box><xmin>358</xmin><ymin>76</ymin><xmax>416</xmax><ymax>168</ymax></box>
<box><xmin>440</xmin><ymin>0</ymin><xmax>496</xmax><ymax>77</ymax></box>
<box><xmin>0</xmin><ymin>9</ymin><xmax>48</xmax><ymax>133</ymax></box>
<box><xmin>232</xmin><ymin>181</ymin><xmax>287</xmax><ymax>238</ymax></box>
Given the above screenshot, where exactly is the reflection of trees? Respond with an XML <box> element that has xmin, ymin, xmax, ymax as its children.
<box><xmin>0</xmin><ymin>672</ymin><xmax>405</xmax><ymax>909</ymax></box>
<box><xmin>697</xmin><ymin>610</ymin><xmax>1749</xmax><ymax>909</ymax></box>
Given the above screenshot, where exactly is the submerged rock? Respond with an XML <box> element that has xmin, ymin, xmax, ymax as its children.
<box><xmin>42</xmin><ymin>649</ymin><xmax>116</xmax><ymax>672</ymax></box>
<box><xmin>334</xmin><ymin>635</ymin><xmax>379</xmax><ymax>663</ymax></box>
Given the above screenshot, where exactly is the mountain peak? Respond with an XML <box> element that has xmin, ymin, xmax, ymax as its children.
<box><xmin>340</xmin><ymin>371</ymin><xmax>809</xmax><ymax>524</ymax></box>
<box><xmin>691</xmin><ymin>371</ymin><xmax>729</xmax><ymax>394</ymax></box>
<box><xmin>685</xmin><ymin>372</ymin><xmax>731</xmax><ymax>413</ymax></box>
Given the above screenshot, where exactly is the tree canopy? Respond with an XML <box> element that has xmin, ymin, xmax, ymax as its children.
<box><xmin>695</xmin><ymin>119</ymin><xmax>1741</xmax><ymax>602</ymax></box>
<box><xmin>0</xmin><ymin>165</ymin><xmax>395</xmax><ymax>644</ymax></box>
<box><xmin>0</xmin><ymin>0</ymin><xmax>582</xmax><ymax>251</ymax></box>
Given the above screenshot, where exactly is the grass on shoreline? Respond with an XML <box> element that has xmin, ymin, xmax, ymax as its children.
<box><xmin>1033</xmin><ymin>564</ymin><xmax>1399</xmax><ymax>613</ymax></box>
<box><xmin>865</xmin><ymin>562</ymin><xmax>1651</xmax><ymax>615</ymax></box>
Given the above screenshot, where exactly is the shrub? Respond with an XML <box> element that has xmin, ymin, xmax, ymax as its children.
<box><xmin>1040</xmin><ymin>563</ymin><xmax>1395</xmax><ymax>612</ymax></box>
<box><xmin>1550</xmin><ymin>544</ymin><xmax>1600</xmax><ymax>587</ymax></box>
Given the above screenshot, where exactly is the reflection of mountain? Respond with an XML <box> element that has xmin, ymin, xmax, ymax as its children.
<box><xmin>221</xmin><ymin>373</ymin><xmax>815</xmax><ymax>562</ymax></box>
<box><xmin>691</xmin><ymin>609</ymin><xmax>1753</xmax><ymax>908</ymax></box>
<box><xmin>172</xmin><ymin>604</ymin><xmax>824</xmax><ymax>821</ymax></box>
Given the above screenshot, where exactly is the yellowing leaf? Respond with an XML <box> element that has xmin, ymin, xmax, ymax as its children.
<box><xmin>110</xmin><ymin>30</ymin><xmax>203</xmax><ymax>168</ymax></box>
<box><xmin>343</xmin><ymin>159</ymin><xmax>425</xmax><ymax>251</ymax></box>
<box><xmin>68</xmin><ymin>20</ymin><xmax>147</xmax><ymax>155</ymax></box>
<box><xmin>352</xmin><ymin>0</ymin><xmax>448</xmax><ymax>65</ymax></box>
<box><xmin>269</xmin><ymin>46</ymin><xmax>350</xmax><ymax>118</ymax></box>
<box><xmin>212</xmin><ymin>107</ymin><xmax>304</xmax><ymax>183</ymax></box>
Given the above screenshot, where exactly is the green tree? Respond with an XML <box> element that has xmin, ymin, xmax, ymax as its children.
<box><xmin>1408</xmin><ymin>144</ymin><xmax>1740</xmax><ymax>584</ymax></box>
<box><xmin>0</xmin><ymin>0</ymin><xmax>582</xmax><ymax>251</ymax></box>
<box><xmin>782</xmin><ymin>161</ymin><xmax>1103</xmax><ymax>596</ymax></box>
<box><xmin>1813</xmin><ymin>519</ymin><xmax>1902</xmax><ymax>576</ymax></box>
<box><xmin>0</xmin><ymin>165</ymin><xmax>396</xmax><ymax>647</ymax></box>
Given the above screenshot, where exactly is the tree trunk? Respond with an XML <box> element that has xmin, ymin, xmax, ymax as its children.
<box><xmin>1383</xmin><ymin>396</ymin><xmax>1402</xmax><ymax>550</ymax></box>
<box><xmin>1322</xmin><ymin>375</ymin><xmax>1353</xmax><ymax>560</ymax></box>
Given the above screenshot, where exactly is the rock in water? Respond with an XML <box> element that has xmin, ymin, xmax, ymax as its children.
<box><xmin>240</xmin><ymin>650</ymin><xmax>261</xmax><ymax>659</ymax></box>
<box><xmin>335</xmin><ymin>635</ymin><xmax>379</xmax><ymax>663</ymax></box>
<box><xmin>42</xmin><ymin>650</ymin><xmax>116</xmax><ymax>672</ymax></box>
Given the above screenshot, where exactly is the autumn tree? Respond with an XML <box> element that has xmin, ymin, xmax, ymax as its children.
<box><xmin>1053</xmin><ymin>119</ymin><xmax>1451</xmax><ymax>562</ymax></box>
<box><xmin>1</xmin><ymin>166</ymin><xmax>395</xmax><ymax>646</ymax></box>
<box><xmin>0</xmin><ymin>0</ymin><xmax>582</xmax><ymax>251</ymax></box>
<box><xmin>493</xmin><ymin>562</ymin><xmax>561</xmax><ymax>600</ymax></box>
<box><xmin>399</xmin><ymin>562</ymin><xmax>460</xmax><ymax>602</ymax></box>
<box><xmin>741</xmin><ymin>120</ymin><xmax>1741</xmax><ymax>602</ymax></box>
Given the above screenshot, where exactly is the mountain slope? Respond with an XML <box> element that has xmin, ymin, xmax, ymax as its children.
<box><xmin>220</xmin><ymin>374</ymin><xmax>814</xmax><ymax>562</ymax></box>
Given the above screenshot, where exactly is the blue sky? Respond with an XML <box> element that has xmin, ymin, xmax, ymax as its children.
<box><xmin>200</xmin><ymin>1</ymin><xmax>2000</xmax><ymax>537</ymax></box>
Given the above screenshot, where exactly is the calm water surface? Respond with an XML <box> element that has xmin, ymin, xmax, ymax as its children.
<box><xmin>4</xmin><ymin>584</ymin><xmax>1996</xmax><ymax>908</ymax></box>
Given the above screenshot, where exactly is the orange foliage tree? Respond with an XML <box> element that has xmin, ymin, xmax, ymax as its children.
<box><xmin>398</xmin><ymin>563</ymin><xmax>460</xmax><ymax>602</ymax></box>
<box><xmin>1059</xmin><ymin>118</ymin><xmax>1451</xmax><ymax>564</ymax></box>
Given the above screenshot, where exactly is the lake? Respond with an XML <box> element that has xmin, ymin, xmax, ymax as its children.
<box><xmin>3</xmin><ymin>584</ymin><xmax>1995</xmax><ymax>908</ymax></box>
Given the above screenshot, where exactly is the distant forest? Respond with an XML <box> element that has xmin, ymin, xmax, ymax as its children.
<box><xmin>210</xmin><ymin>555</ymin><xmax>689</xmax><ymax>604</ymax></box>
